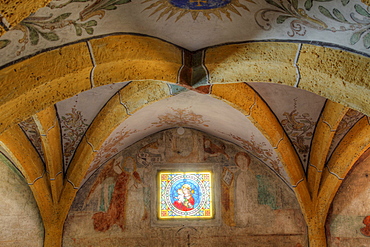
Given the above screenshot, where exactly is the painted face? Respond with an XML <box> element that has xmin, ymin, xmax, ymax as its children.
<box><xmin>236</xmin><ymin>152</ymin><xmax>250</xmax><ymax>171</ymax></box>
<box><xmin>183</xmin><ymin>188</ymin><xmax>190</xmax><ymax>196</ymax></box>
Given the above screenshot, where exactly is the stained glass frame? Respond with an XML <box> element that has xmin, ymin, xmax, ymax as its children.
<box><xmin>158</xmin><ymin>171</ymin><xmax>213</xmax><ymax>219</ymax></box>
<box><xmin>151</xmin><ymin>164</ymin><xmax>221</xmax><ymax>226</ymax></box>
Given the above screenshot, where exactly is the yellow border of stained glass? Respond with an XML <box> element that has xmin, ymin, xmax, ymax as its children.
<box><xmin>158</xmin><ymin>171</ymin><xmax>213</xmax><ymax>219</ymax></box>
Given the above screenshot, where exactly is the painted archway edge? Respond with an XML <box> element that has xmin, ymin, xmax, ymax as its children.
<box><xmin>0</xmin><ymin>35</ymin><xmax>369</xmax><ymax>135</ymax></box>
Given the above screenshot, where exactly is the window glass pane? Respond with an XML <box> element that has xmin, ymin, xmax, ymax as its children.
<box><xmin>158</xmin><ymin>171</ymin><xmax>213</xmax><ymax>219</ymax></box>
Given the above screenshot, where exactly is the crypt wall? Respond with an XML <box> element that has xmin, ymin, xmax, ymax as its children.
<box><xmin>63</xmin><ymin>128</ymin><xmax>307</xmax><ymax>246</ymax></box>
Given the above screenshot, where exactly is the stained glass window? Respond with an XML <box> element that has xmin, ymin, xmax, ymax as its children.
<box><xmin>158</xmin><ymin>171</ymin><xmax>213</xmax><ymax>219</ymax></box>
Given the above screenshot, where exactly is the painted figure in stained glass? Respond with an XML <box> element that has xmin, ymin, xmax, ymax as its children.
<box><xmin>173</xmin><ymin>184</ymin><xmax>195</xmax><ymax>211</ymax></box>
<box><xmin>159</xmin><ymin>171</ymin><xmax>212</xmax><ymax>219</ymax></box>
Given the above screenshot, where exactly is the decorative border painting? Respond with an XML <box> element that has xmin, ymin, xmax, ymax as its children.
<box><xmin>158</xmin><ymin>171</ymin><xmax>213</xmax><ymax>219</ymax></box>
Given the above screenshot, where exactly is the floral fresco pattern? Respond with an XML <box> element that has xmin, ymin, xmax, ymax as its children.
<box><xmin>152</xmin><ymin>107</ymin><xmax>210</xmax><ymax>127</ymax></box>
<box><xmin>0</xmin><ymin>0</ymin><xmax>131</xmax><ymax>53</ymax></box>
<box><xmin>88</xmin><ymin>127</ymin><xmax>139</xmax><ymax>175</ymax></box>
<box><xmin>281</xmin><ymin>109</ymin><xmax>315</xmax><ymax>163</ymax></box>
<box><xmin>255</xmin><ymin>0</ymin><xmax>370</xmax><ymax>48</ymax></box>
<box><xmin>60</xmin><ymin>108</ymin><xmax>89</xmax><ymax>167</ymax></box>
<box><xmin>230</xmin><ymin>134</ymin><xmax>283</xmax><ymax>176</ymax></box>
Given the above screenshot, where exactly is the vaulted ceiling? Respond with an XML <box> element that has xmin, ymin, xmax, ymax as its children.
<box><xmin>0</xmin><ymin>0</ymin><xmax>369</xmax><ymax>246</ymax></box>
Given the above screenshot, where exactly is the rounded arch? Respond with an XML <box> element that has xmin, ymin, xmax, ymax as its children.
<box><xmin>0</xmin><ymin>34</ymin><xmax>182</xmax><ymax>135</ymax></box>
<box><xmin>205</xmin><ymin>42</ymin><xmax>370</xmax><ymax>116</ymax></box>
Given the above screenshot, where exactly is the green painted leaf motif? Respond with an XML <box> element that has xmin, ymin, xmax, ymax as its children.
<box><xmin>318</xmin><ymin>6</ymin><xmax>337</xmax><ymax>21</ymax></box>
<box><xmin>363</xmin><ymin>32</ymin><xmax>370</xmax><ymax>49</ymax></box>
<box><xmin>85</xmin><ymin>27</ymin><xmax>94</xmax><ymax>35</ymax></box>
<box><xmin>39</xmin><ymin>31</ymin><xmax>59</xmax><ymax>41</ymax></box>
<box><xmin>28</xmin><ymin>27</ymin><xmax>40</xmax><ymax>45</ymax></box>
<box><xmin>103</xmin><ymin>5</ymin><xmax>117</xmax><ymax>10</ymax></box>
<box><xmin>84</xmin><ymin>20</ymin><xmax>97</xmax><ymax>27</ymax></box>
<box><xmin>277</xmin><ymin>15</ymin><xmax>291</xmax><ymax>24</ymax></box>
<box><xmin>75</xmin><ymin>25</ymin><xmax>82</xmax><ymax>36</ymax></box>
<box><xmin>354</xmin><ymin>4</ymin><xmax>370</xmax><ymax>18</ymax></box>
<box><xmin>350</xmin><ymin>30</ymin><xmax>365</xmax><ymax>45</ymax></box>
<box><xmin>304</xmin><ymin>0</ymin><xmax>313</xmax><ymax>10</ymax></box>
<box><xmin>292</xmin><ymin>0</ymin><xmax>298</xmax><ymax>9</ymax></box>
<box><xmin>332</xmin><ymin>8</ymin><xmax>348</xmax><ymax>23</ymax></box>
<box><xmin>265</xmin><ymin>0</ymin><xmax>284</xmax><ymax>10</ymax></box>
<box><xmin>114</xmin><ymin>0</ymin><xmax>131</xmax><ymax>4</ymax></box>
<box><xmin>341</xmin><ymin>0</ymin><xmax>350</xmax><ymax>6</ymax></box>
<box><xmin>0</xmin><ymin>39</ymin><xmax>11</xmax><ymax>49</ymax></box>
<box><xmin>51</xmin><ymin>13</ymin><xmax>72</xmax><ymax>23</ymax></box>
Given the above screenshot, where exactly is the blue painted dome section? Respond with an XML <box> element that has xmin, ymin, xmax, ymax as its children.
<box><xmin>170</xmin><ymin>0</ymin><xmax>231</xmax><ymax>10</ymax></box>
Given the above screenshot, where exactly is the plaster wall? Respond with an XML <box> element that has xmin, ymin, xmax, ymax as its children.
<box><xmin>0</xmin><ymin>153</ymin><xmax>44</xmax><ymax>246</ymax></box>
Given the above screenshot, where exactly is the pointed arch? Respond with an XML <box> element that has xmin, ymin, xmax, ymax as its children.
<box><xmin>210</xmin><ymin>83</ymin><xmax>312</xmax><ymax>220</ymax></box>
<box><xmin>58</xmin><ymin>80</ymin><xmax>172</xmax><ymax>233</ymax></box>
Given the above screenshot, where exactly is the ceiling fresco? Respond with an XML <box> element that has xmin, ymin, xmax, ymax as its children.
<box><xmin>249</xmin><ymin>83</ymin><xmax>326</xmax><ymax>170</ymax></box>
<box><xmin>82</xmin><ymin>89</ymin><xmax>288</xmax><ymax>186</ymax></box>
<box><xmin>1</xmin><ymin>0</ymin><xmax>370</xmax><ymax>68</ymax></box>
<box><xmin>56</xmin><ymin>82</ymin><xmax>129</xmax><ymax>169</ymax></box>
<box><xmin>13</xmin><ymin>79</ymin><xmax>366</xmax><ymax>192</ymax></box>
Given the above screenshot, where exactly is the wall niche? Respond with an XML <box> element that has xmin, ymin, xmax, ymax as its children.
<box><xmin>64</xmin><ymin>128</ymin><xmax>307</xmax><ymax>246</ymax></box>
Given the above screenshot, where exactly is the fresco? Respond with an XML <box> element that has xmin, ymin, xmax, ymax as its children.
<box><xmin>0</xmin><ymin>153</ymin><xmax>44</xmax><ymax>246</ymax></box>
<box><xmin>56</xmin><ymin>82</ymin><xmax>128</xmax><ymax>169</ymax></box>
<box><xmin>64</xmin><ymin>128</ymin><xmax>307</xmax><ymax>246</ymax></box>
<box><xmin>249</xmin><ymin>83</ymin><xmax>326</xmax><ymax>170</ymax></box>
<box><xmin>142</xmin><ymin>0</ymin><xmax>254</xmax><ymax>21</ymax></box>
<box><xmin>0</xmin><ymin>0</ymin><xmax>131</xmax><ymax>57</ymax></box>
<box><xmin>84</xmin><ymin>90</ymin><xmax>289</xmax><ymax>187</ymax></box>
<box><xmin>255</xmin><ymin>0</ymin><xmax>370</xmax><ymax>49</ymax></box>
<box><xmin>159</xmin><ymin>171</ymin><xmax>213</xmax><ymax>219</ymax></box>
<box><xmin>1</xmin><ymin>0</ymin><xmax>370</xmax><ymax>68</ymax></box>
<box><xmin>327</xmin><ymin>150</ymin><xmax>370</xmax><ymax>246</ymax></box>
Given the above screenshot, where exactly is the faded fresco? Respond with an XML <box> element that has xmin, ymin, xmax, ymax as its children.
<box><xmin>0</xmin><ymin>153</ymin><xmax>44</xmax><ymax>246</ymax></box>
<box><xmin>249</xmin><ymin>83</ymin><xmax>326</xmax><ymax>170</ymax></box>
<box><xmin>56</xmin><ymin>82</ymin><xmax>129</xmax><ymax>170</ymax></box>
<box><xmin>64</xmin><ymin>128</ymin><xmax>307</xmax><ymax>246</ymax></box>
<box><xmin>327</xmin><ymin>150</ymin><xmax>370</xmax><ymax>246</ymax></box>
<box><xmin>83</xmin><ymin>90</ymin><xmax>290</xmax><ymax>187</ymax></box>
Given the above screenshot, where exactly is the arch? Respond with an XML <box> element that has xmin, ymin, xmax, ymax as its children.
<box><xmin>307</xmin><ymin>100</ymin><xmax>349</xmax><ymax>198</ymax></box>
<box><xmin>58</xmin><ymin>80</ymin><xmax>172</xmax><ymax>236</ymax></box>
<box><xmin>0</xmin><ymin>35</ymin><xmax>182</xmax><ymax>135</ymax></box>
<box><xmin>205</xmin><ymin>42</ymin><xmax>370</xmax><ymax>116</ymax></box>
<box><xmin>210</xmin><ymin>83</ymin><xmax>312</xmax><ymax>221</ymax></box>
